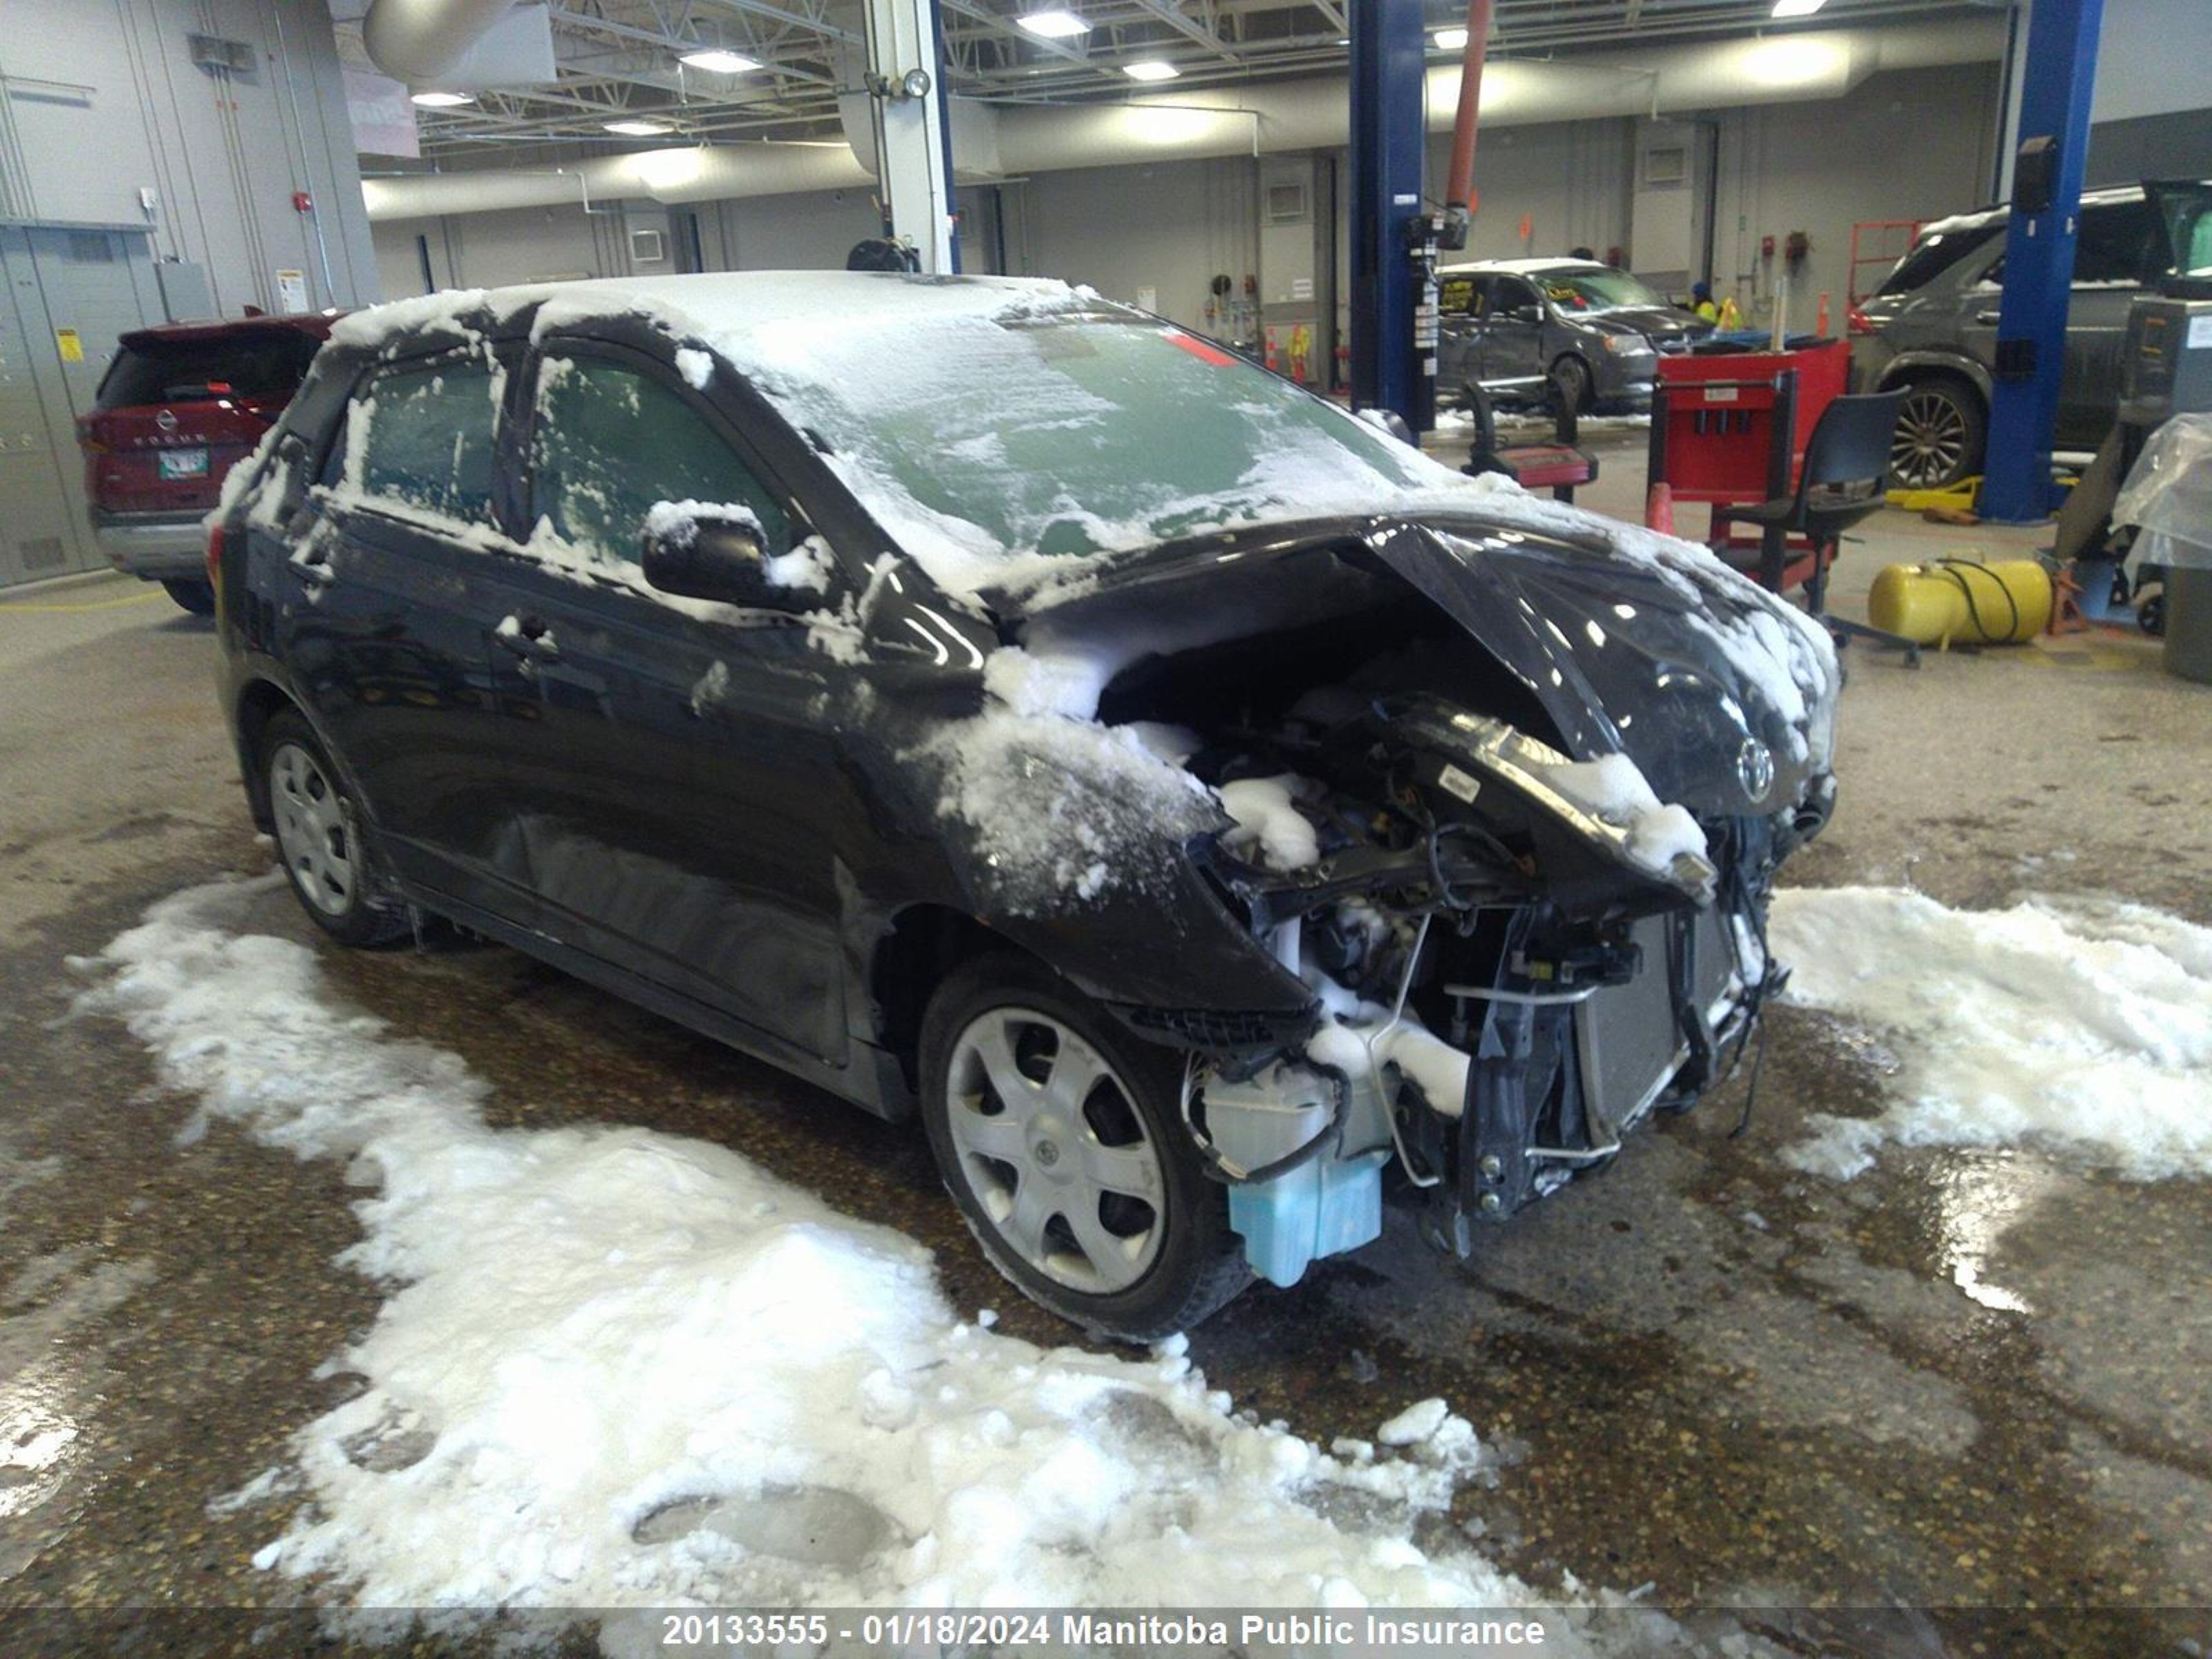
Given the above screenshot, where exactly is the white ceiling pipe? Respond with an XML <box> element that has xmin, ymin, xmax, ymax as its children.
<box><xmin>362</xmin><ymin>143</ymin><xmax>874</xmax><ymax>219</ymax></box>
<box><xmin>362</xmin><ymin>15</ymin><xmax>2000</xmax><ymax>221</ymax></box>
<box><xmin>364</xmin><ymin>0</ymin><xmax>520</xmax><ymax>84</ymax></box>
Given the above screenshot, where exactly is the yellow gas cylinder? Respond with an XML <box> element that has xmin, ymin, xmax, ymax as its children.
<box><xmin>1867</xmin><ymin>559</ymin><xmax>2053</xmax><ymax>646</ymax></box>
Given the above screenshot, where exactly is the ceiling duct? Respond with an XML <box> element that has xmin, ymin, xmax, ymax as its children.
<box><xmin>362</xmin><ymin>16</ymin><xmax>2003</xmax><ymax>221</ymax></box>
<box><xmin>362</xmin><ymin>0</ymin><xmax>522</xmax><ymax>84</ymax></box>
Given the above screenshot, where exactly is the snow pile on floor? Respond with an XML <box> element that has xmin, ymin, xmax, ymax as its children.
<box><xmin>1770</xmin><ymin>887</ymin><xmax>2212</xmax><ymax>1181</ymax></box>
<box><xmin>77</xmin><ymin>878</ymin><xmax>1537</xmax><ymax>1616</ymax></box>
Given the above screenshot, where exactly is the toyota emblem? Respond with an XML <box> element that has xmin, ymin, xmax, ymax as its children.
<box><xmin>1736</xmin><ymin>738</ymin><xmax>1775</xmax><ymax>803</ymax></box>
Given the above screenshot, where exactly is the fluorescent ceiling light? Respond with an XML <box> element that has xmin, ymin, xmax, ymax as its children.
<box><xmin>1017</xmin><ymin>9</ymin><xmax>1091</xmax><ymax>37</ymax></box>
<box><xmin>410</xmin><ymin>90</ymin><xmax>474</xmax><ymax>107</ymax></box>
<box><xmin>1433</xmin><ymin>26</ymin><xmax>1470</xmax><ymax>48</ymax></box>
<box><xmin>1123</xmin><ymin>59</ymin><xmax>1180</xmax><ymax>80</ymax></box>
<box><xmin>1770</xmin><ymin>0</ymin><xmax>1825</xmax><ymax>14</ymax></box>
<box><xmin>605</xmin><ymin>118</ymin><xmax>675</xmax><ymax>135</ymax></box>
<box><xmin>679</xmin><ymin>48</ymin><xmax>761</xmax><ymax>73</ymax></box>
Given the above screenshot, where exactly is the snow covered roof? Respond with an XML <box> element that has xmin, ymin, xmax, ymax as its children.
<box><xmin>328</xmin><ymin>270</ymin><xmax>1087</xmax><ymax>357</ymax></box>
<box><xmin>1913</xmin><ymin>182</ymin><xmax>2173</xmax><ymax>241</ymax></box>
<box><xmin>1438</xmin><ymin>258</ymin><xmax>1609</xmax><ymax>276</ymax></box>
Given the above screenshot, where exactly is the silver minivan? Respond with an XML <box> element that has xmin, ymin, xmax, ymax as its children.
<box><xmin>1854</xmin><ymin>179</ymin><xmax>2212</xmax><ymax>490</ymax></box>
<box><xmin>1437</xmin><ymin>259</ymin><xmax>1707</xmax><ymax>414</ymax></box>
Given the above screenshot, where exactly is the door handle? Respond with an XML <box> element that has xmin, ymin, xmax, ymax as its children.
<box><xmin>1975</xmin><ymin>309</ymin><xmax>2003</xmax><ymax>325</ymax></box>
<box><xmin>495</xmin><ymin>615</ymin><xmax>561</xmax><ymax>664</ymax></box>
<box><xmin>285</xmin><ymin>547</ymin><xmax>332</xmax><ymax>584</ymax></box>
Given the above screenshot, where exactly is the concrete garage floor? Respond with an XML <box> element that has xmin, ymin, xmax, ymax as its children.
<box><xmin>2</xmin><ymin>447</ymin><xmax>2209</xmax><ymax>1652</ymax></box>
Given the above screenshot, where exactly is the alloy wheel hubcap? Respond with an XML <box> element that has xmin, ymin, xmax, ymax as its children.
<box><xmin>269</xmin><ymin>742</ymin><xmax>355</xmax><ymax>917</ymax></box>
<box><xmin>1892</xmin><ymin>391</ymin><xmax>1968</xmax><ymax>489</ymax></box>
<box><xmin>944</xmin><ymin>1008</ymin><xmax>1165</xmax><ymax>1295</ymax></box>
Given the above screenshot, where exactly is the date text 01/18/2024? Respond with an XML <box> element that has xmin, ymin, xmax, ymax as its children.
<box><xmin>657</xmin><ymin>1611</ymin><xmax>1561</xmax><ymax>1649</ymax></box>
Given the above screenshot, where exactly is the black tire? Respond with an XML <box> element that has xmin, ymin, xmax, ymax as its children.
<box><xmin>1547</xmin><ymin>354</ymin><xmax>1592</xmax><ymax>415</ymax></box>
<box><xmin>919</xmin><ymin>953</ymin><xmax>1250</xmax><ymax>1342</ymax></box>
<box><xmin>162</xmin><ymin>578</ymin><xmax>215</xmax><ymax>616</ymax></box>
<box><xmin>2139</xmin><ymin>588</ymin><xmax>2166</xmax><ymax>638</ymax></box>
<box><xmin>1888</xmin><ymin>375</ymin><xmax>1986</xmax><ymax>491</ymax></box>
<box><xmin>261</xmin><ymin>711</ymin><xmax>410</xmax><ymax>948</ymax></box>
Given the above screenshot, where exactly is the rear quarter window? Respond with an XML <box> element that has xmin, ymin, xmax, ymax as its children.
<box><xmin>1875</xmin><ymin>224</ymin><xmax>2002</xmax><ymax>297</ymax></box>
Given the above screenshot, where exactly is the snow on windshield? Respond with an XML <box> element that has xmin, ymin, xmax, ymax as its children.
<box><xmin>78</xmin><ymin>877</ymin><xmax>1546</xmax><ymax>1622</ymax></box>
<box><xmin>526</xmin><ymin>274</ymin><xmax>1525</xmax><ymax>600</ymax></box>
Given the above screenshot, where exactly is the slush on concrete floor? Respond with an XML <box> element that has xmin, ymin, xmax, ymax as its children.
<box><xmin>1</xmin><ymin>446</ymin><xmax>2208</xmax><ymax>1653</ymax></box>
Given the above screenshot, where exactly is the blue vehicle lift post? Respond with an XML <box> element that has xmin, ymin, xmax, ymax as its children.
<box><xmin>1348</xmin><ymin>0</ymin><xmax>1436</xmax><ymax>431</ymax></box>
<box><xmin>1978</xmin><ymin>0</ymin><xmax>2104</xmax><ymax>523</ymax></box>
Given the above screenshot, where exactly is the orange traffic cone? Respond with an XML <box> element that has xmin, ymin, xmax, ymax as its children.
<box><xmin>1645</xmin><ymin>481</ymin><xmax>1675</xmax><ymax>535</ymax></box>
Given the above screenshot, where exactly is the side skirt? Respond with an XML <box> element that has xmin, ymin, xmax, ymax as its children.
<box><xmin>411</xmin><ymin>885</ymin><xmax>916</xmax><ymax>1123</ymax></box>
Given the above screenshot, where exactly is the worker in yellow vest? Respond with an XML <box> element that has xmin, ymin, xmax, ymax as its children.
<box><xmin>1691</xmin><ymin>281</ymin><xmax>1719</xmax><ymax>323</ymax></box>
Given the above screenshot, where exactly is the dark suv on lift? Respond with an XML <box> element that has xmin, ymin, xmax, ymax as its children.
<box><xmin>1855</xmin><ymin>179</ymin><xmax>2212</xmax><ymax>490</ymax></box>
<box><xmin>77</xmin><ymin>312</ymin><xmax>337</xmax><ymax>612</ymax></box>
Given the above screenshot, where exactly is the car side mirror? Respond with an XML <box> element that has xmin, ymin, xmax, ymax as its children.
<box><xmin>641</xmin><ymin>512</ymin><xmax>803</xmax><ymax>610</ymax></box>
<box><xmin>1354</xmin><ymin>406</ymin><xmax>1418</xmax><ymax>447</ymax></box>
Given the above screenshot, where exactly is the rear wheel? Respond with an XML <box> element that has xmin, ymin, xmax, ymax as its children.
<box><xmin>1889</xmin><ymin>376</ymin><xmax>1985</xmax><ymax>491</ymax></box>
<box><xmin>162</xmin><ymin>578</ymin><xmax>214</xmax><ymax>616</ymax></box>
<box><xmin>919</xmin><ymin>955</ymin><xmax>1248</xmax><ymax>1342</ymax></box>
<box><xmin>263</xmin><ymin>711</ymin><xmax>409</xmax><ymax>947</ymax></box>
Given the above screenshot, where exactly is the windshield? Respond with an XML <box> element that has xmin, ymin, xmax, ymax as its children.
<box><xmin>1531</xmin><ymin>268</ymin><xmax>1674</xmax><ymax>312</ymax></box>
<box><xmin>754</xmin><ymin>311</ymin><xmax>1438</xmax><ymax>564</ymax></box>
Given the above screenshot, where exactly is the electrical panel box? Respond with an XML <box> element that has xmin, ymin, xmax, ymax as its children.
<box><xmin>154</xmin><ymin>259</ymin><xmax>214</xmax><ymax>323</ymax></box>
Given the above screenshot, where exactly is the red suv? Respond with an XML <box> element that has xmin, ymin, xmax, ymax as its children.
<box><xmin>77</xmin><ymin>312</ymin><xmax>339</xmax><ymax>612</ymax></box>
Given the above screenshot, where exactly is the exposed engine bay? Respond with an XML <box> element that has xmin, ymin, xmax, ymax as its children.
<box><xmin>1049</xmin><ymin>534</ymin><xmax>1838</xmax><ymax>1286</ymax></box>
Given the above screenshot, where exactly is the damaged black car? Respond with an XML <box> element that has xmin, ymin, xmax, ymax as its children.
<box><xmin>212</xmin><ymin>272</ymin><xmax>1839</xmax><ymax>1340</ymax></box>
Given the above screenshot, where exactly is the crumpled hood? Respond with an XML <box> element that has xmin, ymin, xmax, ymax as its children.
<box><xmin>988</xmin><ymin>504</ymin><xmax>1839</xmax><ymax>823</ymax></box>
<box><xmin>1369</xmin><ymin>522</ymin><xmax>1836</xmax><ymax>817</ymax></box>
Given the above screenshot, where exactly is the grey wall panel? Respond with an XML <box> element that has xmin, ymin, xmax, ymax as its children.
<box><xmin>0</xmin><ymin>0</ymin><xmax>378</xmax><ymax>317</ymax></box>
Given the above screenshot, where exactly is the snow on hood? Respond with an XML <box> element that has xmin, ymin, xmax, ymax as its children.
<box><xmin>74</xmin><ymin>876</ymin><xmax>1560</xmax><ymax>1622</ymax></box>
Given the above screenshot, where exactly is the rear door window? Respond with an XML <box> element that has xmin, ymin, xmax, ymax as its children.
<box><xmin>526</xmin><ymin>355</ymin><xmax>792</xmax><ymax>567</ymax></box>
<box><xmin>346</xmin><ymin>359</ymin><xmax>503</xmax><ymax>527</ymax></box>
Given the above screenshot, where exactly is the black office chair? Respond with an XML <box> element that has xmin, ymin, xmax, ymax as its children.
<box><xmin>1709</xmin><ymin>388</ymin><xmax>1922</xmax><ymax>665</ymax></box>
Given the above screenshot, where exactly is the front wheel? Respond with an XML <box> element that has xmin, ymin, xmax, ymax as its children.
<box><xmin>1889</xmin><ymin>377</ymin><xmax>1985</xmax><ymax>491</ymax></box>
<box><xmin>919</xmin><ymin>955</ymin><xmax>1249</xmax><ymax>1342</ymax></box>
<box><xmin>162</xmin><ymin>578</ymin><xmax>215</xmax><ymax>615</ymax></box>
<box><xmin>1547</xmin><ymin>355</ymin><xmax>1592</xmax><ymax>416</ymax></box>
<box><xmin>263</xmin><ymin>711</ymin><xmax>409</xmax><ymax>947</ymax></box>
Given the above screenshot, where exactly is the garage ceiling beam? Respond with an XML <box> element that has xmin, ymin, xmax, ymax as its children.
<box><xmin>1120</xmin><ymin>0</ymin><xmax>1244</xmax><ymax>65</ymax></box>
